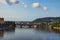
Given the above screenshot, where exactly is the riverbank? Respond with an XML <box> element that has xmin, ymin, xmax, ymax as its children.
<box><xmin>0</xmin><ymin>21</ymin><xmax>15</xmax><ymax>31</ymax></box>
<box><xmin>53</xmin><ymin>27</ymin><xmax>60</xmax><ymax>29</ymax></box>
<box><xmin>52</xmin><ymin>27</ymin><xmax>60</xmax><ymax>33</ymax></box>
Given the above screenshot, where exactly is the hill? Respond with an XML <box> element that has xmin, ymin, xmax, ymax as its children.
<box><xmin>33</xmin><ymin>17</ymin><xmax>60</xmax><ymax>22</ymax></box>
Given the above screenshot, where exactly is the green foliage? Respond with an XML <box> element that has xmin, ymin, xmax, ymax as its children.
<box><xmin>52</xmin><ymin>21</ymin><xmax>60</xmax><ymax>27</ymax></box>
<box><xmin>4</xmin><ymin>21</ymin><xmax>15</xmax><ymax>25</ymax></box>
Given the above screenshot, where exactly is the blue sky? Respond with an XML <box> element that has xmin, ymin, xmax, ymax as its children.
<box><xmin>0</xmin><ymin>0</ymin><xmax>60</xmax><ymax>21</ymax></box>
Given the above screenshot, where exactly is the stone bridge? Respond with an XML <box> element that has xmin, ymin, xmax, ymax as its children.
<box><xmin>15</xmin><ymin>21</ymin><xmax>48</xmax><ymax>28</ymax></box>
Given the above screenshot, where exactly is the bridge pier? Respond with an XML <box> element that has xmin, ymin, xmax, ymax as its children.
<box><xmin>29</xmin><ymin>25</ymin><xmax>32</xmax><ymax>28</ymax></box>
<box><xmin>20</xmin><ymin>25</ymin><xmax>22</xmax><ymax>28</ymax></box>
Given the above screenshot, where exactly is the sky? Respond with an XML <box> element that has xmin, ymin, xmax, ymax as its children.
<box><xmin>0</xmin><ymin>0</ymin><xmax>60</xmax><ymax>21</ymax></box>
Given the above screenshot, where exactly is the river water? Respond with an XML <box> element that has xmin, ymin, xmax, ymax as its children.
<box><xmin>0</xmin><ymin>26</ymin><xmax>60</xmax><ymax>40</ymax></box>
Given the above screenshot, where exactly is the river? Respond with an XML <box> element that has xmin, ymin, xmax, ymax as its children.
<box><xmin>0</xmin><ymin>26</ymin><xmax>60</xmax><ymax>40</ymax></box>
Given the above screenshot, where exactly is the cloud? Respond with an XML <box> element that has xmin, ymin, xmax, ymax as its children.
<box><xmin>32</xmin><ymin>2</ymin><xmax>40</xmax><ymax>8</ymax></box>
<box><xmin>24</xmin><ymin>4</ymin><xmax>27</xmax><ymax>8</ymax></box>
<box><xmin>42</xmin><ymin>6</ymin><xmax>48</xmax><ymax>11</ymax></box>
<box><xmin>0</xmin><ymin>0</ymin><xmax>19</xmax><ymax>5</ymax></box>
<box><xmin>10</xmin><ymin>0</ymin><xmax>16</xmax><ymax>3</ymax></box>
<box><xmin>22</xmin><ymin>3</ymin><xmax>28</xmax><ymax>8</ymax></box>
<box><xmin>0</xmin><ymin>0</ymin><xmax>8</xmax><ymax>5</ymax></box>
<box><xmin>7</xmin><ymin>0</ymin><xmax>19</xmax><ymax>5</ymax></box>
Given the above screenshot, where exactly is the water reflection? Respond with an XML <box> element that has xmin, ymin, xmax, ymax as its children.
<box><xmin>0</xmin><ymin>26</ymin><xmax>60</xmax><ymax>40</ymax></box>
<box><xmin>0</xmin><ymin>27</ymin><xmax>15</xmax><ymax>39</ymax></box>
<box><xmin>4</xmin><ymin>28</ymin><xmax>15</xmax><ymax>32</ymax></box>
<box><xmin>0</xmin><ymin>31</ymin><xmax>4</xmax><ymax>38</ymax></box>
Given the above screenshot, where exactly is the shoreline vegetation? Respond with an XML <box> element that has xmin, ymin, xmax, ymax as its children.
<box><xmin>0</xmin><ymin>17</ymin><xmax>60</xmax><ymax>33</ymax></box>
<box><xmin>0</xmin><ymin>21</ymin><xmax>15</xmax><ymax>31</ymax></box>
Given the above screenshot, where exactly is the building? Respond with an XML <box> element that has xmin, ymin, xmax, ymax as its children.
<box><xmin>0</xmin><ymin>18</ymin><xmax>4</xmax><ymax>24</ymax></box>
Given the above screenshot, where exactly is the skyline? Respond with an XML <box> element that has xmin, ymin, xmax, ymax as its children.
<box><xmin>0</xmin><ymin>0</ymin><xmax>60</xmax><ymax>21</ymax></box>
